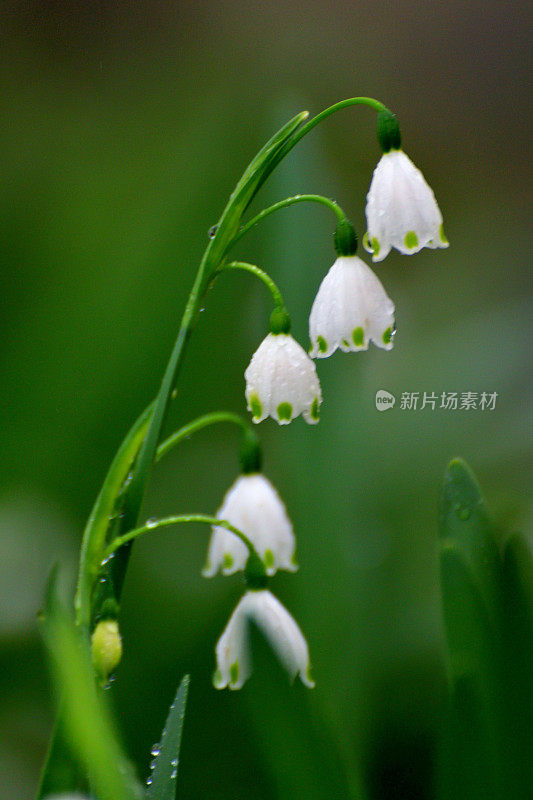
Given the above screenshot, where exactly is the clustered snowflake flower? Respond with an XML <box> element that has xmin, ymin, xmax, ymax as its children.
<box><xmin>218</xmin><ymin>107</ymin><xmax>448</xmax><ymax>689</ymax></box>
<box><xmin>243</xmin><ymin>109</ymin><xmax>446</xmax><ymax>428</ymax></box>
<box><xmin>203</xmin><ymin>440</ymin><xmax>312</xmax><ymax>690</ymax></box>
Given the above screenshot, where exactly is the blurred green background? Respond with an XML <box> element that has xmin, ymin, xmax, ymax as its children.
<box><xmin>1</xmin><ymin>2</ymin><xmax>531</xmax><ymax>798</ymax></box>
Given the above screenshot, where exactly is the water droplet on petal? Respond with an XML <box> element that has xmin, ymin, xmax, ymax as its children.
<box><xmin>208</xmin><ymin>225</ymin><xmax>218</xmax><ymax>238</ymax></box>
<box><xmin>150</xmin><ymin>743</ymin><xmax>161</xmax><ymax>757</ymax></box>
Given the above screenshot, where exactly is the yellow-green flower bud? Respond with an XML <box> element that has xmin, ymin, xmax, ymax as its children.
<box><xmin>91</xmin><ymin>619</ymin><xmax>122</xmax><ymax>681</ymax></box>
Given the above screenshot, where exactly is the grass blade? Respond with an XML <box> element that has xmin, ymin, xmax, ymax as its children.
<box><xmin>40</xmin><ymin>569</ymin><xmax>142</xmax><ymax>800</ymax></box>
<box><xmin>437</xmin><ymin>458</ymin><xmax>503</xmax><ymax>799</ymax></box>
<box><xmin>146</xmin><ymin>675</ymin><xmax>190</xmax><ymax>800</ymax></box>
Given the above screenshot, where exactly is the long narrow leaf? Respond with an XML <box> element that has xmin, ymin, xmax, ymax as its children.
<box><xmin>499</xmin><ymin>534</ymin><xmax>533</xmax><ymax>796</ymax></box>
<box><xmin>146</xmin><ymin>675</ymin><xmax>190</xmax><ymax>800</ymax></box>
<box><xmin>40</xmin><ymin>570</ymin><xmax>142</xmax><ymax>800</ymax></box>
<box><xmin>438</xmin><ymin>458</ymin><xmax>503</xmax><ymax>800</ymax></box>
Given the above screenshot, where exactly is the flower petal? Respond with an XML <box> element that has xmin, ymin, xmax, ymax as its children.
<box><xmin>365</xmin><ymin>149</ymin><xmax>448</xmax><ymax>261</ymax></box>
<box><xmin>245</xmin><ymin>333</ymin><xmax>322</xmax><ymax>425</ymax></box>
<box><xmin>203</xmin><ymin>474</ymin><xmax>297</xmax><ymax>577</ymax></box>
<box><xmin>309</xmin><ymin>256</ymin><xmax>395</xmax><ymax>356</ymax></box>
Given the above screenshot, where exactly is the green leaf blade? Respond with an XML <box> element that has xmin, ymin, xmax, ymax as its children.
<box><xmin>40</xmin><ymin>570</ymin><xmax>142</xmax><ymax>800</ymax></box>
<box><xmin>146</xmin><ymin>675</ymin><xmax>190</xmax><ymax>800</ymax></box>
<box><xmin>438</xmin><ymin>457</ymin><xmax>501</xmax><ymax>624</ymax></box>
<box><xmin>437</xmin><ymin>458</ymin><xmax>505</xmax><ymax>799</ymax></box>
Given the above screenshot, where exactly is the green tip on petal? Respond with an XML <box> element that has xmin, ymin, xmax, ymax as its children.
<box><xmin>439</xmin><ymin>223</ymin><xmax>449</xmax><ymax>244</ymax></box>
<box><xmin>404</xmin><ymin>230</ymin><xmax>418</xmax><ymax>249</ymax></box>
<box><xmin>223</xmin><ymin>553</ymin><xmax>234</xmax><ymax>570</ymax></box>
<box><xmin>213</xmin><ymin>669</ymin><xmax>224</xmax><ymax>689</ymax></box>
<box><xmin>352</xmin><ymin>327</ymin><xmax>365</xmax><ymax>347</ymax></box>
<box><xmin>264</xmin><ymin>549</ymin><xmax>275</xmax><ymax>569</ymax></box>
<box><xmin>317</xmin><ymin>335</ymin><xmax>327</xmax><ymax>353</ymax></box>
<box><xmin>371</xmin><ymin>237</ymin><xmax>380</xmax><ymax>257</ymax></box>
<box><xmin>310</xmin><ymin>397</ymin><xmax>320</xmax><ymax>421</ymax></box>
<box><xmin>249</xmin><ymin>393</ymin><xmax>262</xmax><ymax>420</ymax></box>
<box><xmin>305</xmin><ymin>664</ymin><xmax>316</xmax><ymax>687</ymax></box>
<box><xmin>277</xmin><ymin>402</ymin><xmax>293</xmax><ymax>422</ymax></box>
<box><xmin>382</xmin><ymin>327</ymin><xmax>392</xmax><ymax>345</ymax></box>
<box><xmin>229</xmin><ymin>661</ymin><xmax>239</xmax><ymax>686</ymax></box>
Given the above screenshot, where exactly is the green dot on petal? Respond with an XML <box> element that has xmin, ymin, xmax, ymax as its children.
<box><xmin>310</xmin><ymin>397</ymin><xmax>320</xmax><ymax>421</ymax></box>
<box><xmin>439</xmin><ymin>223</ymin><xmax>448</xmax><ymax>244</ymax></box>
<box><xmin>371</xmin><ymin>237</ymin><xmax>380</xmax><ymax>256</ymax></box>
<box><xmin>317</xmin><ymin>335</ymin><xmax>327</xmax><ymax>353</ymax></box>
<box><xmin>382</xmin><ymin>327</ymin><xmax>392</xmax><ymax>345</ymax></box>
<box><xmin>230</xmin><ymin>661</ymin><xmax>239</xmax><ymax>685</ymax></box>
<box><xmin>342</xmin><ymin>339</ymin><xmax>350</xmax><ymax>347</ymax></box>
<box><xmin>277</xmin><ymin>402</ymin><xmax>292</xmax><ymax>421</ymax></box>
<box><xmin>264</xmin><ymin>549</ymin><xmax>274</xmax><ymax>569</ymax></box>
<box><xmin>352</xmin><ymin>327</ymin><xmax>364</xmax><ymax>347</ymax></box>
<box><xmin>249</xmin><ymin>393</ymin><xmax>262</xmax><ymax>419</ymax></box>
<box><xmin>404</xmin><ymin>230</ymin><xmax>418</xmax><ymax>249</ymax></box>
<box><xmin>223</xmin><ymin>552</ymin><xmax>234</xmax><ymax>569</ymax></box>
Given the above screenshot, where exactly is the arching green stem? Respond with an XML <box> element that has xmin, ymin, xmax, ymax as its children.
<box><xmin>155</xmin><ymin>411</ymin><xmax>250</xmax><ymax>464</ymax></box>
<box><xmin>249</xmin><ymin>96</ymin><xmax>389</xmax><ymax>205</ymax></box>
<box><xmin>290</xmin><ymin>96</ymin><xmax>388</xmax><ymax>145</ymax></box>
<box><xmin>220</xmin><ymin>261</ymin><xmax>286</xmax><ymax>308</ymax></box>
<box><xmin>103</xmin><ymin>515</ymin><xmax>261</xmax><ymax>563</ymax></box>
<box><xmin>229</xmin><ymin>194</ymin><xmax>347</xmax><ymax>250</ymax></box>
<box><xmin>101</xmin><ymin>113</ymin><xmax>307</xmax><ymax>608</ymax></box>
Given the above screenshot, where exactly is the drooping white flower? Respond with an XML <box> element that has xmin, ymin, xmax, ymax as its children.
<box><xmin>365</xmin><ymin>149</ymin><xmax>449</xmax><ymax>262</ymax></box>
<box><xmin>309</xmin><ymin>255</ymin><xmax>395</xmax><ymax>357</ymax></box>
<box><xmin>213</xmin><ymin>589</ymin><xmax>315</xmax><ymax>690</ymax></box>
<box><xmin>202</xmin><ymin>473</ymin><xmax>297</xmax><ymax>577</ymax></box>
<box><xmin>245</xmin><ymin>333</ymin><xmax>321</xmax><ymax>425</ymax></box>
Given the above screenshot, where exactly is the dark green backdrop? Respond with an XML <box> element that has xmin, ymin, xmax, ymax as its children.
<box><xmin>1</xmin><ymin>2</ymin><xmax>531</xmax><ymax>798</ymax></box>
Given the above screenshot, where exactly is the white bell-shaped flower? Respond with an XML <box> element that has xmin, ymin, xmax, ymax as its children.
<box><xmin>309</xmin><ymin>255</ymin><xmax>395</xmax><ymax>357</ymax></box>
<box><xmin>202</xmin><ymin>473</ymin><xmax>297</xmax><ymax>577</ymax></box>
<box><xmin>213</xmin><ymin>589</ymin><xmax>315</xmax><ymax>690</ymax></box>
<box><xmin>245</xmin><ymin>333</ymin><xmax>321</xmax><ymax>425</ymax></box>
<box><xmin>365</xmin><ymin>149</ymin><xmax>449</xmax><ymax>262</ymax></box>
